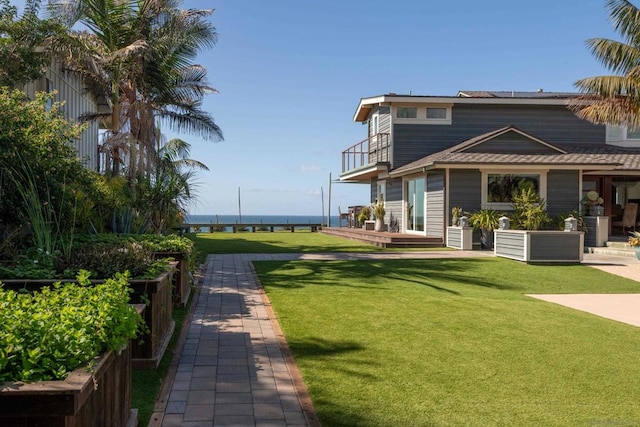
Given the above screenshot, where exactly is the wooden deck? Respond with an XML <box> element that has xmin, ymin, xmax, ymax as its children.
<box><xmin>321</xmin><ymin>227</ymin><xmax>444</xmax><ymax>248</ymax></box>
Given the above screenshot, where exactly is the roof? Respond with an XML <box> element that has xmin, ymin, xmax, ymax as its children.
<box><xmin>389</xmin><ymin>126</ymin><xmax>640</xmax><ymax>176</ymax></box>
<box><xmin>353</xmin><ymin>91</ymin><xmax>579</xmax><ymax>122</ymax></box>
<box><xmin>457</xmin><ymin>90</ymin><xmax>579</xmax><ymax>99</ymax></box>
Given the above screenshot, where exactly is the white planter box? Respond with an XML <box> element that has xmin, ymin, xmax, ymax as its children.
<box><xmin>446</xmin><ymin>226</ymin><xmax>473</xmax><ymax>250</ymax></box>
<box><xmin>494</xmin><ymin>230</ymin><xmax>584</xmax><ymax>263</ymax></box>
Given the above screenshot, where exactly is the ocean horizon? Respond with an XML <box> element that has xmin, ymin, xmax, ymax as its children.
<box><xmin>185</xmin><ymin>214</ymin><xmax>342</xmax><ymax>231</ymax></box>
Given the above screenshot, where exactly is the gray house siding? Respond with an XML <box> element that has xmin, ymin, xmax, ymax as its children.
<box><xmin>465</xmin><ymin>132</ymin><xmax>559</xmax><ymax>154</ymax></box>
<box><xmin>371</xmin><ymin>177</ymin><xmax>403</xmax><ymax>230</ymax></box>
<box><xmin>426</xmin><ymin>172</ymin><xmax>445</xmax><ymax>237</ymax></box>
<box><xmin>23</xmin><ymin>60</ymin><xmax>98</xmax><ymax>170</ymax></box>
<box><xmin>448</xmin><ymin>170</ymin><xmax>482</xmax><ymax>214</ymax></box>
<box><xmin>370</xmin><ymin>179</ymin><xmax>377</xmax><ymax>203</ymax></box>
<box><xmin>378</xmin><ymin>106</ymin><xmax>391</xmax><ymax>134</ymax></box>
<box><xmin>386</xmin><ymin>177</ymin><xmax>404</xmax><ymax>231</ymax></box>
<box><xmin>529</xmin><ymin>232</ymin><xmax>583</xmax><ymax>261</ymax></box>
<box><xmin>546</xmin><ymin>171</ymin><xmax>580</xmax><ymax>218</ymax></box>
<box><xmin>392</xmin><ymin>104</ymin><xmax>605</xmax><ymax>169</ymax></box>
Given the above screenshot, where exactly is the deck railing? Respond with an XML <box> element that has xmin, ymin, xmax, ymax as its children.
<box><xmin>342</xmin><ymin>133</ymin><xmax>390</xmax><ymax>174</ymax></box>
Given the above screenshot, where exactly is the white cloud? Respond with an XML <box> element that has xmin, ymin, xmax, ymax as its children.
<box><xmin>300</xmin><ymin>165</ymin><xmax>321</xmax><ymax>172</ymax></box>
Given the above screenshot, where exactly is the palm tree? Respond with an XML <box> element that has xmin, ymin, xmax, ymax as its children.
<box><xmin>572</xmin><ymin>0</ymin><xmax>640</xmax><ymax>128</ymax></box>
<box><xmin>137</xmin><ymin>136</ymin><xmax>208</xmax><ymax>233</ymax></box>
<box><xmin>49</xmin><ymin>0</ymin><xmax>222</xmax><ymax>180</ymax></box>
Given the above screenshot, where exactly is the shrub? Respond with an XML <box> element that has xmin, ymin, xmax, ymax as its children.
<box><xmin>60</xmin><ymin>241</ymin><xmax>155</xmax><ymax>279</ymax></box>
<box><xmin>510</xmin><ymin>187</ymin><xmax>550</xmax><ymax>230</ymax></box>
<box><xmin>0</xmin><ymin>271</ymin><xmax>144</xmax><ymax>382</ymax></box>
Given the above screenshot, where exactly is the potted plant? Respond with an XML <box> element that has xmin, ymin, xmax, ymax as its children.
<box><xmin>628</xmin><ymin>231</ymin><xmax>640</xmax><ymax>259</ymax></box>
<box><xmin>451</xmin><ymin>206</ymin><xmax>462</xmax><ymax>226</ymax></box>
<box><xmin>0</xmin><ymin>272</ymin><xmax>144</xmax><ymax>426</ymax></box>
<box><xmin>358</xmin><ymin>206</ymin><xmax>372</xmax><ymax>227</ymax></box>
<box><xmin>373</xmin><ymin>201</ymin><xmax>386</xmax><ymax>232</ymax></box>
<box><xmin>581</xmin><ymin>190</ymin><xmax>605</xmax><ymax>216</ymax></box>
<box><xmin>467</xmin><ymin>208</ymin><xmax>502</xmax><ymax>249</ymax></box>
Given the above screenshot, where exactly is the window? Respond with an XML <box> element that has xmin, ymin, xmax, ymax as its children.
<box><xmin>406</xmin><ymin>177</ymin><xmax>425</xmax><ymax>232</ymax></box>
<box><xmin>481</xmin><ymin>170</ymin><xmax>547</xmax><ymax>209</ymax></box>
<box><xmin>487</xmin><ymin>174</ymin><xmax>540</xmax><ymax>203</ymax></box>
<box><xmin>372</xmin><ymin>114</ymin><xmax>379</xmax><ymax>135</ymax></box>
<box><xmin>627</xmin><ymin>127</ymin><xmax>640</xmax><ymax>139</ymax></box>
<box><xmin>606</xmin><ymin>124</ymin><xmax>640</xmax><ymax>146</ymax></box>
<box><xmin>393</xmin><ymin>105</ymin><xmax>452</xmax><ymax>125</ymax></box>
<box><xmin>426</xmin><ymin>107</ymin><xmax>447</xmax><ymax>119</ymax></box>
<box><xmin>396</xmin><ymin>107</ymin><xmax>417</xmax><ymax>118</ymax></box>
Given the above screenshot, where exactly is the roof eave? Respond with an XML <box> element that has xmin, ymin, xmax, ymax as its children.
<box><xmin>390</xmin><ymin>162</ymin><xmax>621</xmax><ymax>176</ymax></box>
<box><xmin>353</xmin><ymin>95</ymin><xmax>578</xmax><ymax>122</ymax></box>
<box><xmin>340</xmin><ymin>163</ymin><xmax>389</xmax><ymax>181</ymax></box>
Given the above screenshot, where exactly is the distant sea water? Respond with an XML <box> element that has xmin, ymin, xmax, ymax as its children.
<box><xmin>185</xmin><ymin>214</ymin><xmax>341</xmax><ymax>231</ymax></box>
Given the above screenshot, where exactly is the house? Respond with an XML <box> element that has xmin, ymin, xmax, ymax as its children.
<box><xmin>23</xmin><ymin>59</ymin><xmax>100</xmax><ymax>171</ymax></box>
<box><xmin>340</xmin><ymin>90</ymin><xmax>640</xmax><ymax>243</ymax></box>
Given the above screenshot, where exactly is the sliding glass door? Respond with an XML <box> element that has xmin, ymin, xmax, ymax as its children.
<box><xmin>406</xmin><ymin>177</ymin><xmax>425</xmax><ymax>232</ymax></box>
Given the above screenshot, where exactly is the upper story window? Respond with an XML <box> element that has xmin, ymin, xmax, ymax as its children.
<box><xmin>426</xmin><ymin>107</ymin><xmax>447</xmax><ymax>119</ymax></box>
<box><xmin>396</xmin><ymin>107</ymin><xmax>417</xmax><ymax>119</ymax></box>
<box><xmin>393</xmin><ymin>105</ymin><xmax>452</xmax><ymax>125</ymax></box>
<box><xmin>372</xmin><ymin>114</ymin><xmax>379</xmax><ymax>135</ymax></box>
<box><xmin>606</xmin><ymin>124</ymin><xmax>640</xmax><ymax>147</ymax></box>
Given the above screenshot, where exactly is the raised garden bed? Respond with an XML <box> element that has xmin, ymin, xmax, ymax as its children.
<box><xmin>0</xmin><ymin>342</ymin><xmax>135</xmax><ymax>427</ymax></box>
<box><xmin>152</xmin><ymin>251</ymin><xmax>191</xmax><ymax>307</ymax></box>
<box><xmin>0</xmin><ymin>265</ymin><xmax>176</xmax><ymax>369</ymax></box>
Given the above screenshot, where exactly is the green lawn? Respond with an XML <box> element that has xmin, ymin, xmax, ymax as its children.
<box><xmin>187</xmin><ymin>231</ymin><xmax>449</xmax><ymax>263</ymax></box>
<box><xmin>254</xmin><ymin>257</ymin><xmax>640</xmax><ymax>426</ymax></box>
<box><xmin>186</xmin><ymin>232</ymin><xmax>380</xmax><ymax>263</ymax></box>
<box><xmin>132</xmin><ymin>299</ymin><xmax>190</xmax><ymax>425</ymax></box>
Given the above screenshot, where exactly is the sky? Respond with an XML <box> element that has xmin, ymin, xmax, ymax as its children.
<box><xmin>14</xmin><ymin>0</ymin><xmax>624</xmax><ymax>215</ymax></box>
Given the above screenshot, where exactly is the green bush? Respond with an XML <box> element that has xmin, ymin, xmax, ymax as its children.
<box><xmin>0</xmin><ymin>271</ymin><xmax>144</xmax><ymax>382</ymax></box>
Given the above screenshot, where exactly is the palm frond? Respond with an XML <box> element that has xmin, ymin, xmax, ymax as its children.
<box><xmin>585</xmin><ymin>37</ymin><xmax>640</xmax><ymax>74</ymax></box>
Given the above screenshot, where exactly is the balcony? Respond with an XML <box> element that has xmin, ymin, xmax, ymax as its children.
<box><xmin>341</xmin><ymin>133</ymin><xmax>390</xmax><ymax>181</ymax></box>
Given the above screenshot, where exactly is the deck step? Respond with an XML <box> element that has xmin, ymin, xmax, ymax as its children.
<box><xmin>321</xmin><ymin>227</ymin><xmax>443</xmax><ymax>248</ymax></box>
<box><xmin>587</xmin><ymin>241</ymin><xmax>637</xmax><ymax>258</ymax></box>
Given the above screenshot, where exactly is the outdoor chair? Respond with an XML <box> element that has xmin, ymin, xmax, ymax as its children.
<box><xmin>612</xmin><ymin>202</ymin><xmax>638</xmax><ymax>235</ymax></box>
<box><xmin>338</xmin><ymin>207</ymin><xmax>349</xmax><ymax>227</ymax></box>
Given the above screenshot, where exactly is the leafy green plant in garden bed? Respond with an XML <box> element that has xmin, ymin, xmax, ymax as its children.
<box><xmin>0</xmin><ymin>239</ymin><xmax>173</xmax><ymax>280</ymax></box>
<box><xmin>0</xmin><ymin>271</ymin><xmax>144</xmax><ymax>382</ymax></box>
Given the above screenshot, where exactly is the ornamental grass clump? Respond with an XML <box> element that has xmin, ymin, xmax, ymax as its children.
<box><xmin>0</xmin><ymin>271</ymin><xmax>144</xmax><ymax>382</ymax></box>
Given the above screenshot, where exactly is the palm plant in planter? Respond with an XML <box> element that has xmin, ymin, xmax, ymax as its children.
<box><xmin>467</xmin><ymin>208</ymin><xmax>502</xmax><ymax>249</ymax></box>
<box><xmin>494</xmin><ymin>188</ymin><xmax>583</xmax><ymax>263</ymax></box>
<box><xmin>358</xmin><ymin>206</ymin><xmax>372</xmax><ymax>227</ymax></box>
<box><xmin>510</xmin><ymin>187</ymin><xmax>550</xmax><ymax>230</ymax></box>
<box><xmin>373</xmin><ymin>201</ymin><xmax>386</xmax><ymax>232</ymax></box>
